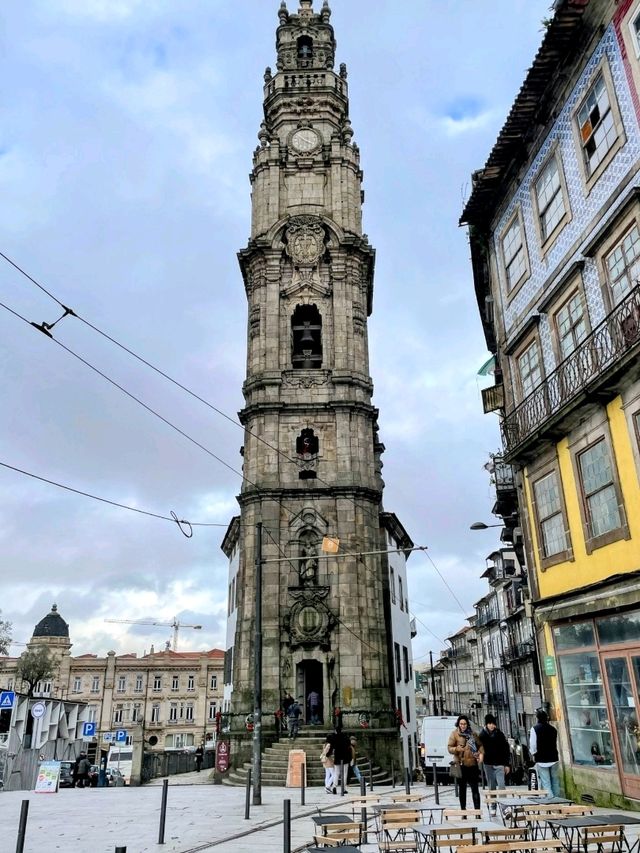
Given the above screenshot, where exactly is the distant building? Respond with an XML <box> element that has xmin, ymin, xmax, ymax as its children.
<box><xmin>0</xmin><ymin>605</ymin><xmax>224</xmax><ymax>759</ymax></box>
<box><xmin>462</xmin><ymin>0</ymin><xmax>640</xmax><ymax>806</ymax></box>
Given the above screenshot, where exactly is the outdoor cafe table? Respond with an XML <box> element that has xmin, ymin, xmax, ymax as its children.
<box><xmin>413</xmin><ymin>820</ymin><xmax>501</xmax><ymax>853</ymax></box>
<box><xmin>497</xmin><ymin>797</ymin><xmax>573</xmax><ymax>827</ymax></box>
<box><xmin>373</xmin><ymin>803</ymin><xmax>446</xmax><ymax>823</ymax></box>
<box><xmin>311</xmin><ymin>813</ymin><xmax>355</xmax><ymax>836</ymax></box>
<box><xmin>547</xmin><ymin>814</ymin><xmax>640</xmax><ymax>853</ymax></box>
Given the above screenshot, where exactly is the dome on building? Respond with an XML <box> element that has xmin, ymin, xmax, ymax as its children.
<box><xmin>33</xmin><ymin>603</ymin><xmax>69</xmax><ymax>639</ymax></box>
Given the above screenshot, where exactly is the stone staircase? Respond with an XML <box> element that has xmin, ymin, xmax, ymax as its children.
<box><xmin>223</xmin><ymin>730</ymin><xmax>393</xmax><ymax>787</ymax></box>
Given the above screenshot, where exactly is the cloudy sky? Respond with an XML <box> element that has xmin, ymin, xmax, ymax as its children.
<box><xmin>0</xmin><ymin>0</ymin><xmax>551</xmax><ymax>664</ymax></box>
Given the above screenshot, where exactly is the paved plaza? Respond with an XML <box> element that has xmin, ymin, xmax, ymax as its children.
<box><xmin>3</xmin><ymin>773</ymin><xmax>640</xmax><ymax>853</ymax></box>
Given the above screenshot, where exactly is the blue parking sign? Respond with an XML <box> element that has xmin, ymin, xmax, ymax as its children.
<box><xmin>82</xmin><ymin>721</ymin><xmax>97</xmax><ymax>738</ymax></box>
<box><xmin>115</xmin><ymin>729</ymin><xmax>127</xmax><ymax>743</ymax></box>
<box><xmin>0</xmin><ymin>691</ymin><xmax>15</xmax><ymax>709</ymax></box>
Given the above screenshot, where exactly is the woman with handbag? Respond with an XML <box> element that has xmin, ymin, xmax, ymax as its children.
<box><xmin>447</xmin><ymin>714</ymin><xmax>483</xmax><ymax>810</ymax></box>
<box><xmin>321</xmin><ymin>736</ymin><xmax>335</xmax><ymax>793</ymax></box>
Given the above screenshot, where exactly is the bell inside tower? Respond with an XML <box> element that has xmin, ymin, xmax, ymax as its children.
<box><xmin>291</xmin><ymin>304</ymin><xmax>322</xmax><ymax>368</ymax></box>
<box><xmin>297</xmin><ymin>35</ymin><xmax>313</xmax><ymax>65</ymax></box>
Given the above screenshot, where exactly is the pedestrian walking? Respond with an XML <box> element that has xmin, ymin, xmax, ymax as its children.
<box><xmin>447</xmin><ymin>715</ymin><xmax>483</xmax><ymax>811</ymax></box>
<box><xmin>76</xmin><ymin>753</ymin><xmax>91</xmax><ymax>789</ymax></box>
<box><xmin>321</xmin><ymin>736</ymin><xmax>335</xmax><ymax>793</ymax></box>
<box><xmin>287</xmin><ymin>698</ymin><xmax>301</xmax><ymax>739</ymax></box>
<box><xmin>307</xmin><ymin>689</ymin><xmax>320</xmax><ymax>724</ymax></box>
<box><xmin>195</xmin><ymin>744</ymin><xmax>204</xmax><ymax>772</ymax></box>
<box><xmin>329</xmin><ymin>727</ymin><xmax>351</xmax><ymax>794</ymax></box>
<box><xmin>349</xmin><ymin>736</ymin><xmax>362</xmax><ymax>785</ymax></box>
<box><xmin>478</xmin><ymin>714</ymin><xmax>510</xmax><ymax>815</ymax></box>
<box><xmin>529</xmin><ymin>708</ymin><xmax>560</xmax><ymax>796</ymax></box>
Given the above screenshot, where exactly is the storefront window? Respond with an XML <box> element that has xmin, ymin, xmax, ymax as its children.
<box><xmin>606</xmin><ymin>657</ymin><xmax>640</xmax><ymax>776</ymax></box>
<box><xmin>598</xmin><ymin>612</ymin><xmax>640</xmax><ymax>645</ymax></box>
<box><xmin>553</xmin><ymin>621</ymin><xmax>595</xmax><ymax>650</ymax></box>
<box><xmin>559</xmin><ymin>652</ymin><xmax>615</xmax><ymax>766</ymax></box>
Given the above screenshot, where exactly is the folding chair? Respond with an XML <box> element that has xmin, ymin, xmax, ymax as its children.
<box><xmin>431</xmin><ymin>825</ymin><xmax>476</xmax><ymax>853</ymax></box>
<box><xmin>313</xmin><ymin>820</ymin><xmax>363</xmax><ymax>848</ymax></box>
<box><xmin>580</xmin><ymin>825</ymin><xmax>625</xmax><ymax>853</ymax></box>
<box><xmin>443</xmin><ymin>809</ymin><xmax>483</xmax><ymax>821</ymax></box>
<box><xmin>478</xmin><ymin>827</ymin><xmax>529</xmax><ymax>844</ymax></box>
<box><xmin>378</xmin><ymin>810</ymin><xmax>422</xmax><ymax>853</ymax></box>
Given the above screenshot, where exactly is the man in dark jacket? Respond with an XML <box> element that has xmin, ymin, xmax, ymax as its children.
<box><xmin>529</xmin><ymin>708</ymin><xmax>560</xmax><ymax>796</ymax></box>
<box><xmin>328</xmin><ymin>728</ymin><xmax>352</xmax><ymax>794</ymax></box>
<box><xmin>478</xmin><ymin>714</ymin><xmax>510</xmax><ymax>815</ymax></box>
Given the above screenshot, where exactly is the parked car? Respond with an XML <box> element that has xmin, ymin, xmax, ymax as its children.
<box><xmin>106</xmin><ymin>768</ymin><xmax>126</xmax><ymax>787</ymax></box>
<box><xmin>59</xmin><ymin>761</ymin><xmax>74</xmax><ymax>788</ymax></box>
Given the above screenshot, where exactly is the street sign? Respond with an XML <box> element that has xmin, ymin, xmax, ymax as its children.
<box><xmin>115</xmin><ymin>729</ymin><xmax>127</xmax><ymax>743</ymax></box>
<box><xmin>82</xmin><ymin>721</ymin><xmax>97</xmax><ymax>739</ymax></box>
<box><xmin>544</xmin><ymin>655</ymin><xmax>557</xmax><ymax>676</ymax></box>
<box><xmin>102</xmin><ymin>732</ymin><xmax>114</xmax><ymax>743</ymax></box>
<box><xmin>215</xmin><ymin>740</ymin><xmax>230</xmax><ymax>773</ymax></box>
<box><xmin>0</xmin><ymin>691</ymin><xmax>15</xmax><ymax>709</ymax></box>
<box><xmin>31</xmin><ymin>701</ymin><xmax>46</xmax><ymax>719</ymax></box>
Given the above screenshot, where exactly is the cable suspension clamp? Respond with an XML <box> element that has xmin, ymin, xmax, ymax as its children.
<box><xmin>30</xmin><ymin>306</ymin><xmax>76</xmax><ymax>337</ymax></box>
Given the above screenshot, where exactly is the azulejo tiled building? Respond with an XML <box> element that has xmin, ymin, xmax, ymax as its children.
<box><xmin>222</xmin><ymin>0</ymin><xmax>417</xmax><ymax>772</ymax></box>
<box><xmin>462</xmin><ymin>0</ymin><xmax>640</xmax><ymax>807</ymax></box>
<box><xmin>0</xmin><ymin>605</ymin><xmax>224</xmax><ymax>769</ymax></box>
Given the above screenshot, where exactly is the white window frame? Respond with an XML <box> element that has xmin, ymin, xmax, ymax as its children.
<box><xmin>501</xmin><ymin>208</ymin><xmax>529</xmax><ymax>294</ymax></box>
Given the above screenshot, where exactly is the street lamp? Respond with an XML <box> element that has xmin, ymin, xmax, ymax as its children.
<box><xmin>469</xmin><ymin>521</ymin><xmax>503</xmax><ymax>530</ymax></box>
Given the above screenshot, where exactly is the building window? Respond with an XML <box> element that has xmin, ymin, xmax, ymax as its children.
<box><xmin>390</xmin><ymin>568</ymin><xmax>396</xmax><ymax>605</ymax></box>
<box><xmin>185</xmin><ymin>703</ymin><xmax>194</xmax><ymax>721</ymax></box>
<box><xmin>576</xmin><ymin>72</ymin><xmax>618</xmax><ymax>177</ymax></box>
<box><xmin>113</xmin><ymin>706</ymin><xmax>124</xmax><ymax>724</ymax></box>
<box><xmin>517</xmin><ymin>340</ymin><xmax>543</xmax><ymax>399</ymax></box>
<box><xmin>209</xmin><ymin>701</ymin><xmax>217</xmax><ymax>720</ymax></box>
<box><xmin>153</xmin><ymin>675</ymin><xmax>162</xmax><ymax>692</ymax></box>
<box><xmin>398</xmin><ymin>577</ymin><xmax>404</xmax><ymax>612</ymax></box>
<box><xmin>634</xmin><ymin>411</ymin><xmax>640</xmax><ymax>453</ymax></box>
<box><xmin>151</xmin><ymin>704</ymin><xmax>160</xmax><ymax>723</ymax></box>
<box><xmin>291</xmin><ymin>304</ymin><xmax>322</xmax><ymax>369</ymax></box>
<box><xmin>630</xmin><ymin>7</ymin><xmax>640</xmax><ymax>57</ymax></box>
<box><xmin>132</xmin><ymin>703</ymin><xmax>142</xmax><ymax>722</ymax></box>
<box><xmin>72</xmin><ymin>677</ymin><xmax>82</xmax><ymax>693</ymax></box>
<box><xmin>88</xmin><ymin>705</ymin><xmax>98</xmax><ymax>723</ymax></box>
<box><xmin>577</xmin><ymin>439</ymin><xmax>622</xmax><ymax>541</ymax></box>
<box><xmin>532</xmin><ymin>471</ymin><xmax>569</xmax><ymax>559</ymax></box>
<box><xmin>502</xmin><ymin>212</ymin><xmax>527</xmax><ymax>291</ymax></box>
<box><xmin>554</xmin><ymin>291</ymin><xmax>588</xmax><ymax>359</ymax></box>
<box><xmin>91</xmin><ymin>676</ymin><xmax>100</xmax><ymax>693</ymax></box>
<box><xmin>405</xmin><ymin>695</ymin><xmax>411</xmax><ymax>724</ymax></box>
<box><xmin>394</xmin><ymin>643</ymin><xmax>401</xmax><ymax>683</ymax></box>
<box><xmin>135</xmin><ymin>675</ymin><xmax>143</xmax><ymax>693</ymax></box>
<box><xmin>169</xmin><ymin>703</ymin><xmax>178</xmax><ymax>722</ymax></box>
<box><xmin>172</xmin><ymin>675</ymin><xmax>179</xmax><ymax>692</ymax></box>
<box><xmin>117</xmin><ymin>676</ymin><xmax>126</xmax><ymax>693</ymax></box>
<box><xmin>36</xmin><ymin>681</ymin><xmax>51</xmax><ymax>696</ymax></box>
<box><xmin>604</xmin><ymin>224</ymin><xmax>640</xmax><ymax>306</ymax></box>
<box><xmin>210</xmin><ymin>674</ymin><xmax>217</xmax><ymax>690</ymax></box>
<box><xmin>534</xmin><ymin>154</ymin><xmax>567</xmax><ymax>244</ymax></box>
<box><xmin>403</xmin><ymin>646</ymin><xmax>410</xmax><ymax>683</ymax></box>
<box><xmin>187</xmin><ymin>675</ymin><xmax>195</xmax><ymax>692</ymax></box>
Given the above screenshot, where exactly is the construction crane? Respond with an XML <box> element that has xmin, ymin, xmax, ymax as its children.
<box><xmin>104</xmin><ymin>617</ymin><xmax>202</xmax><ymax>651</ymax></box>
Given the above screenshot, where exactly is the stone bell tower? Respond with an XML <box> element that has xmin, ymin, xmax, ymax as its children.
<box><xmin>223</xmin><ymin>0</ymin><xmax>402</xmax><ymax>756</ymax></box>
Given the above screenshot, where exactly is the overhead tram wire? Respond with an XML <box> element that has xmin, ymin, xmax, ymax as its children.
<box><xmin>1</xmin><ymin>255</ymin><xmax>463</xmax><ymax>609</ymax></box>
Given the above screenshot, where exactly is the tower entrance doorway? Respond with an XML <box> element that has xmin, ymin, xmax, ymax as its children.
<box><xmin>296</xmin><ymin>659</ymin><xmax>323</xmax><ymax>725</ymax></box>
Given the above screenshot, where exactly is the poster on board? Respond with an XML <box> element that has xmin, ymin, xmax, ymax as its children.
<box><xmin>34</xmin><ymin>760</ymin><xmax>61</xmax><ymax>793</ymax></box>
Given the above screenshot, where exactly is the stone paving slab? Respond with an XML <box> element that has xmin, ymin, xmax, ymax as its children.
<box><xmin>3</xmin><ymin>774</ymin><xmax>639</xmax><ymax>853</ymax></box>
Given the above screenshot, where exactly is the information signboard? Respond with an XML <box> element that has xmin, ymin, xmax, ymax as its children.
<box><xmin>286</xmin><ymin>749</ymin><xmax>307</xmax><ymax>787</ymax></box>
<box><xmin>34</xmin><ymin>760</ymin><xmax>61</xmax><ymax>794</ymax></box>
<box><xmin>215</xmin><ymin>740</ymin><xmax>230</xmax><ymax>773</ymax></box>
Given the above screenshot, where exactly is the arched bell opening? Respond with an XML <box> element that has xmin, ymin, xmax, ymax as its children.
<box><xmin>292</xmin><ymin>304</ymin><xmax>322</xmax><ymax>368</ymax></box>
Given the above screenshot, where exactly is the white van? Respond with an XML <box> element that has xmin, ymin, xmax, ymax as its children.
<box><xmin>107</xmin><ymin>746</ymin><xmax>132</xmax><ymax>785</ymax></box>
<box><xmin>420</xmin><ymin>716</ymin><xmax>461</xmax><ymax>779</ymax></box>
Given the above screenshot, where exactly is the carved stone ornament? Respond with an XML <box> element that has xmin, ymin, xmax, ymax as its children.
<box><xmin>282</xmin><ymin>369</ymin><xmax>330</xmax><ymax>388</ymax></box>
<box><xmin>286</xmin><ymin>587</ymin><xmax>336</xmax><ymax>649</ymax></box>
<box><xmin>286</xmin><ymin>216</ymin><xmax>325</xmax><ymax>267</ymax></box>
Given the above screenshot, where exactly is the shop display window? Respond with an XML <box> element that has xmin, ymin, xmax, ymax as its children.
<box><xmin>559</xmin><ymin>652</ymin><xmax>615</xmax><ymax>766</ymax></box>
<box><xmin>598</xmin><ymin>612</ymin><xmax>640</xmax><ymax>645</ymax></box>
<box><xmin>554</xmin><ymin>621</ymin><xmax>595</xmax><ymax>650</ymax></box>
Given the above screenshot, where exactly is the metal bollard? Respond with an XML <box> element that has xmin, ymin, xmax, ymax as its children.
<box><xmin>360</xmin><ymin>777</ymin><xmax>368</xmax><ymax>844</ymax></box>
<box><xmin>391</xmin><ymin>759</ymin><xmax>395</xmax><ymax>788</ymax></box>
<box><xmin>369</xmin><ymin>760</ymin><xmax>374</xmax><ymax>792</ymax></box>
<box><xmin>283</xmin><ymin>798</ymin><xmax>291</xmax><ymax>853</ymax></box>
<box><xmin>433</xmin><ymin>763</ymin><xmax>439</xmax><ymax>805</ymax></box>
<box><xmin>244</xmin><ymin>768</ymin><xmax>252</xmax><ymax>820</ymax></box>
<box><xmin>115</xmin><ymin>848</ymin><xmax>127</xmax><ymax>853</ymax></box>
<box><xmin>300</xmin><ymin>762</ymin><xmax>305</xmax><ymax>806</ymax></box>
<box><xmin>405</xmin><ymin>767</ymin><xmax>411</xmax><ymax>794</ymax></box>
<box><xmin>340</xmin><ymin>762</ymin><xmax>345</xmax><ymax>796</ymax></box>
<box><xmin>15</xmin><ymin>800</ymin><xmax>29</xmax><ymax>853</ymax></box>
<box><xmin>158</xmin><ymin>778</ymin><xmax>168</xmax><ymax>844</ymax></box>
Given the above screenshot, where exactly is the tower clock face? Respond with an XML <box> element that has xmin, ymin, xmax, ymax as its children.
<box><xmin>291</xmin><ymin>128</ymin><xmax>319</xmax><ymax>153</ymax></box>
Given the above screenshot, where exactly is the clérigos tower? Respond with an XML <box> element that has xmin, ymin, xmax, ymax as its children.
<box><xmin>222</xmin><ymin>0</ymin><xmax>410</xmax><ymax>769</ymax></box>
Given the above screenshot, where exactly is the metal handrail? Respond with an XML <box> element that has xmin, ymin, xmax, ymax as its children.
<box><xmin>503</xmin><ymin>283</ymin><xmax>640</xmax><ymax>453</ymax></box>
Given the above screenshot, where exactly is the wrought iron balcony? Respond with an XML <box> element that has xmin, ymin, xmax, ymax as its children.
<box><xmin>503</xmin><ymin>283</ymin><xmax>640</xmax><ymax>454</ymax></box>
<box><xmin>493</xmin><ymin>455</ymin><xmax>515</xmax><ymax>492</ymax></box>
<box><xmin>500</xmin><ymin>640</ymin><xmax>535</xmax><ymax>667</ymax></box>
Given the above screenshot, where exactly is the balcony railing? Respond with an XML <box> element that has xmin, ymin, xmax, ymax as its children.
<box><xmin>500</xmin><ymin>641</ymin><xmax>535</xmax><ymax>667</ymax></box>
<box><xmin>503</xmin><ymin>283</ymin><xmax>640</xmax><ymax>454</ymax></box>
<box><xmin>492</xmin><ymin>455</ymin><xmax>515</xmax><ymax>491</ymax></box>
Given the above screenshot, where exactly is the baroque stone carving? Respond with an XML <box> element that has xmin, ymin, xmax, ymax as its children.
<box><xmin>286</xmin><ymin>216</ymin><xmax>325</xmax><ymax>267</ymax></box>
<box><xmin>285</xmin><ymin>587</ymin><xmax>336</xmax><ymax>649</ymax></box>
<box><xmin>282</xmin><ymin>370</ymin><xmax>329</xmax><ymax>388</ymax></box>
